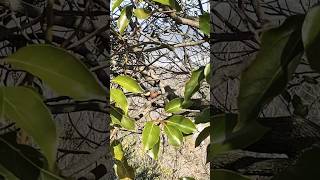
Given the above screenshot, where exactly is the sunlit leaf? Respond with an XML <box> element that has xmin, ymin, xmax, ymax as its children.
<box><xmin>212</xmin><ymin>169</ymin><xmax>250</xmax><ymax>180</ymax></box>
<box><xmin>183</xmin><ymin>66</ymin><xmax>205</xmax><ymax>105</ymax></box>
<box><xmin>121</xmin><ymin>116</ymin><xmax>135</xmax><ymax>130</ymax></box>
<box><xmin>110</xmin><ymin>106</ymin><xmax>135</xmax><ymax>130</ymax></box>
<box><xmin>142</xmin><ymin>122</ymin><xmax>160</xmax><ymax>150</ymax></box>
<box><xmin>117</xmin><ymin>6</ymin><xmax>133</xmax><ymax>35</ymax></box>
<box><xmin>0</xmin><ymin>87</ymin><xmax>57</xmax><ymax>171</ymax></box>
<box><xmin>112</xmin><ymin>75</ymin><xmax>144</xmax><ymax>93</ymax></box>
<box><xmin>199</xmin><ymin>12</ymin><xmax>210</xmax><ymax>35</ymax></box>
<box><xmin>112</xmin><ymin>0</ymin><xmax>124</xmax><ymax>12</ymax></box>
<box><xmin>163</xmin><ymin>124</ymin><xmax>183</xmax><ymax>146</ymax></box>
<box><xmin>179</xmin><ymin>177</ymin><xmax>195</xmax><ymax>180</ymax></box>
<box><xmin>237</xmin><ymin>15</ymin><xmax>304</xmax><ymax>130</ymax></box>
<box><xmin>302</xmin><ymin>5</ymin><xmax>320</xmax><ymax>72</ymax></box>
<box><xmin>110</xmin><ymin>88</ymin><xmax>128</xmax><ymax>114</ymax></box>
<box><xmin>195</xmin><ymin>126</ymin><xmax>210</xmax><ymax>147</ymax></box>
<box><xmin>147</xmin><ymin>138</ymin><xmax>160</xmax><ymax>160</ymax></box>
<box><xmin>166</xmin><ymin>115</ymin><xmax>196</xmax><ymax>134</ymax></box>
<box><xmin>164</xmin><ymin>98</ymin><xmax>183</xmax><ymax>113</ymax></box>
<box><xmin>134</xmin><ymin>8</ymin><xmax>151</xmax><ymax>19</ymax></box>
<box><xmin>204</xmin><ymin>63</ymin><xmax>212</xmax><ymax>81</ymax></box>
<box><xmin>111</xmin><ymin>140</ymin><xmax>124</xmax><ymax>161</ymax></box>
<box><xmin>114</xmin><ymin>160</ymin><xmax>135</xmax><ymax>180</ymax></box>
<box><xmin>5</xmin><ymin>45</ymin><xmax>105</xmax><ymax>100</ymax></box>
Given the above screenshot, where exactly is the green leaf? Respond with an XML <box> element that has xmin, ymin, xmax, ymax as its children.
<box><xmin>114</xmin><ymin>160</ymin><xmax>135</xmax><ymax>180</ymax></box>
<box><xmin>195</xmin><ymin>107</ymin><xmax>211</xmax><ymax>124</ymax></box>
<box><xmin>0</xmin><ymin>134</ymin><xmax>63</xmax><ymax>180</ymax></box>
<box><xmin>166</xmin><ymin>115</ymin><xmax>196</xmax><ymax>134</ymax></box>
<box><xmin>183</xmin><ymin>66</ymin><xmax>205</xmax><ymax>104</ymax></box>
<box><xmin>5</xmin><ymin>45</ymin><xmax>105</xmax><ymax>101</ymax></box>
<box><xmin>302</xmin><ymin>5</ymin><xmax>320</xmax><ymax>72</ymax></box>
<box><xmin>117</xmin><ymin>6</ymin><xmax>133</xmax><ymax>35</ymax></box>
<box><xmin>195</xmin><ymin>126</ymin><xmax>210</xmax><ymax>147</ymax></box>
<box><xmin>110</xmin><ymin>106</ymin><xmax>135</xmax><ymax>130</ymax></box>
<box><xmin>111</xmin><ymin>0</ymin><xmax>124</xmax><ymax>12</ymax></box>
<box><xmin>111</xmin><ymin>140</ymin><xmax>124</xmax><ymax>161</ymax></box>
<box><xmin>163</xmin><ymin>124</ymin><xmax>183</xmax><ymax>146</ymax></box>
<box><xmin>142</xmin><ymin>122</ymin><xmax>160</xmax><ymax>150</ymax></box>
<box><xmin>273</xmin><ymin>145</ymin><xmax>320</xmax><ymax>180</ymax></box>
<box><xmin>110</xmin><ymin>88</ymin><xmax>128</xmax><ymax>114</ymax></box>
<box><xmin>208</xmin><ymin>114</ymin><xmax>268</xmax><ymax>160</ymax></box>
<box><xmin>0</xmin><ymin>87</ymin><xmax>57</xmax><ymax>171</ymax></box>
<box><xmin>212</xmin><ymin>169</ymin><xmax>250</xmax><ymax>180</ymax></box>
<box><xmin>237</xmin><ymin>15</ymin><xmax>304</xmax><ymax>130</ymax></box>
<box><xmin>0</xmin><ymin>163</ymin><xmax>19</xmax><ymax>180</ymax></box>
<box><xmin>179</xmin><ymin>177</ymin><xmax>195</xmax><ymax>180</ymax></box>
<box><xmin>199</xmin><ymin>12</ymin><xmax>210</xmax><ymax>35</ymax></box>
<box><xmin>112</xmin><ymin>75</ymin><xmax>144</xmax><ymax>93</ymax></box>
<box><xmin>147</xmin><ymin>137</ymin><xmax>160</xmax><ymax>160</ymax></box>
<box><xmin>204</xmin><ymin>63</ymin><xmax>212</xmax><ymax>82</ymax></box>
<box><xmin>134</xmin><ymin>8</ymin><xmax>151</xmax><ymax>19</ymax></box>
<box><xmin>152</xmin><ymin>0</ymin><xmax>181</xmax><ymax>11</ymax></box>
<box><xmin>164</xmin><ymin>98</ymin><xmax>183</xmax><ymax>113</ymax></box>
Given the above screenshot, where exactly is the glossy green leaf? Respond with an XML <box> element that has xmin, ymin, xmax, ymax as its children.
<box><xmin>134</xmin><ymin>8</ymin><xmax>151</xmax><ymax>19</ymax></box>
<box><xmin>117</xmin><ymin>6</ymin><xmax>133</xmax><ymax>35</ymax></box>
<box><xmin>5</xmin><ymin>45</ymin><xmax>105</xmax><ymax>101</ymax></box>
<box><xmin>183</xmin><ymin>66</ymin><xmax>205</xmax><ymax>104</ymax></box>
<box><xmin>199</xmin><ymin>12</ymin><xmax>210</xmax><ymax>35</ymax></box>
<box><xmin>212</xmin><ymin>169</ymin><xmax>250</xmax><ymax>180</ymax></box>
<box><xmin>110</xmin><ymin>88</ymin><xmax>128</xmax><ymax>114</ymax></box>
<box><xmin>195</xmin><ymin>126</ymin><xmax>210</xmax><ymax>147</ymax></box>
<box><xmin>237</xmin><ymin>15</ymin><xmax>304</xmax><ymax>130</ymax></box>
<box><xmin>142</xmin><ymin>122</ymin><xmax>160</xmax><ymax>150</ymax></box>
<box><xmin>273</xmin><ymin>145</ymin><xmax>320</xmax><ymax>180</ymax></box>
<box><xmin>164</xmin><ymin>98</ymin><xmax>183</xmax><ymax>113</ymax></box>
<box><xmin>195</xmin><ymin>108</ymin><xmax>211</xmax><ymax>124</ymax></box>
<box><xmin>110</xmin><ymin>106</ymin><xmax>135</xmax><ymax>130</ymax></box>
<box><xmin>0</xmin><ymin>87</ymin><xmax>57</xmax><ymax>171</ymax></box>
<box><xmin>208</xmin><ymin>114</ymin><xmax>268</xmax><ymax>160</ymax></box>
<box><xmin>112</xmin><ymin>75</ymin><xmax>144</xmax><ymax>93</ymax></box>
<box><xmin>111</xmin><ymin>0</ymin><xmax>124</xmax><ymax>12</ymax></box>
<box><xmin>302</xmin><ymin>5</ymin><xmax>320</xmax><ymax>72</ymax></box>
<box><xmin>152</xmin><ymin>0</ymin><xmax>181</xmax><ymax>11</ymax></box>
<box><xmin>164</xmin><ymin>124</ymin><xmax>183</xmax><ymax>146</ymax></box>
<box><xmin>147</xmin><ymin>138</ymin><xmax>160</xmax><ymax>160</ymax></box>
<box><xmin>166</xmin><ymin>115</ymin><xmax>196</xmax><ymax>134</ymax></box>
<box><xmin>114</xmin><ymin>160</ymin><xmax>135</xmax><ymax>180</ymax></box>
<box><xmin>111</xmin><ymin>140</ymin><xmax>124</xmax><ymax>161</ymax></box>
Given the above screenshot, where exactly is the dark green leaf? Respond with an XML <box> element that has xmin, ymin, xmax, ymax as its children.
<box><xmin>195</xmin><ymin>108</ymin><xmax>211</xmax><ymax>124</ymax></box>
<box><xmin>163</xmin><ymin>124</ymin><xmax>183</xmax><ymax>146</ymax></box>
<box><xmin>273</xmin><ymin>144</ymin><xmax>320</xmax><ymax>180</ymax></box>
<box><xmin>212</xmin><ymin>169</ymin><xmax>250</xmax><ymax>180</ymax></box>
<box><xmin>302</xmin><ymin>5</ymin><xmax>320</xmax><ymax>72</ymax></box>
<box><xmin>237</xmin><ymin>15</ymin><xmax>304</xmax><ymax>130</ymax></box>
<box><xmin>195</xmin><ymin>126</ymin><xmax>210</xmax><ymax>147</ymax></box>
<box><xmin>5</xmin><ymin>45</ymin><xmax>105</xmax><ymax>101</ymax></box>
<box><xmin>152</xmin><ymin>0</ymin><xmax>181</xmax><ymax>11</ymax></box>
<box><xmin>112</xmin><ymin>75</ymin><xmax>144</xmax><ymax>93</ymax></box>
<box><xmin>0</xmin><ymin>87</ymin><xmax>57</xmax><ymax>170</ymax></box>
<box><xmin>166</xmin><ymin>115</ymin><xmax>196</xmax><ymax>134</ymax></box>
<box><xmin>208</xmin><ymin>114</ymin><xmax>268</xmax><ymax>159</ymax></box>
<box><xmin>110</xmin><ymin>88</ymin><xmax>128</xmax><ymax>114</ymax></box>
<box><xmin>199</xmin><ymin>12</ymin><xmax>210</xmax><ymax>35</ymax></box>
<box><xmin>142</xmin><ymin>122</ymin><xmax>160</xmax><ymax>150</ymax></box>
<box><xmin>114</xmin><ymin>160</ymin><xmax>135</xmax><ymax>180</ymax></box>
<box><xmin>183</xmin><ymin>66</ymin><xmax>205</xmax><ymax>104</ymax></box>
